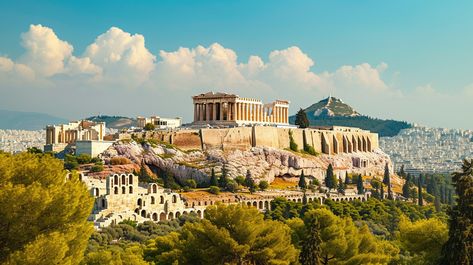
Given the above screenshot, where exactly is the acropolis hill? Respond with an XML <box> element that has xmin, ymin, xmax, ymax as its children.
<box><xmin>98</xmin><ymin>92</ymin><xmax>391</xmax><ymax>186</ymax></box>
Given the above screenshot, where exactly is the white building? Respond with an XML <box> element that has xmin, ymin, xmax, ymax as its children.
<box><xmin>137</xmin><ymin>116</ymin><xmax>182</xmax><ymax>129</ymax></box>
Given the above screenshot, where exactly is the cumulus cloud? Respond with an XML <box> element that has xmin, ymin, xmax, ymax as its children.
<box><xmin>18</xmin><ymin>24</ymin><xmax>73</xmax><ymax>77</ymax></box>
<box><xmin>1</xmin><ymin>24</ymin><xmax>472</xmax><ymax>129</ymax></box>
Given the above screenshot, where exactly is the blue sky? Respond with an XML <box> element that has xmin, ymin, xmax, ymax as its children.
<box><xmin>1</xmin><ymin>1</ymin><xmax>472</xmax><ymax>129</ymax></box>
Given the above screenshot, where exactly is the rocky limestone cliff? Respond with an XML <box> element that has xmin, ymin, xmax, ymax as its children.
<box><xmin>99</xmin><ymin>140</ymin><xmax>392</xmax><ymax>185</ymax></box>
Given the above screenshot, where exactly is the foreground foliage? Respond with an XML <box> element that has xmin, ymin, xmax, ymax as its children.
<box><xmin>0</xmin><ymin>152</ymin><xmax>94</xmax><ymax>265</ymax></box>
<box><xmin>145</xmin><ymin>204</ymin><xmax>298</xmax><ymax>265</ymax></box>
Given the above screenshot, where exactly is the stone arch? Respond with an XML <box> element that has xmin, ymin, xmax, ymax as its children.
<box><xmin>264</xmin><ymin>201</ymin><xmax>269</xmax><ymax>210</ymax></box>
<box><xmin>168</xmin><ymin>212</ymin><xmax>174</xmax><ymax>220</ymax></box>
<box><xmin>152</xmin><ymin>212</ymin><xmax>158</xmax><ymax>221</ymax></box>
<box><xmin>247</xmin><ymin>202</ymin><xmax>251</xmax><ymax>207</ymax></box>
<box><xmin>141</xmin><ymin>210</ymin><xmax>146</xmax><ymax>218</ymax></box>
<box><xmin>172</xmin><ymin>195</ymin><xmax>177</xmax><ymax>203</ymax></box>
<box><xmin>114</xmin><ymin>175</ymin><xmax>118</xmax><ymax>185</ymax></box>
<box><xmin>258</xmin><ymin>201</ymin><xmax>263</xmax><ymax>209</ymax></box>
<box><xmin>151</xmin><ymin>196</ymin><xmax>155</xmax><ymax>204</ymax></box>
<box><xmin>135</xmin><ymin>208</ymin><xmax>140</xmax><ymax>214</ymax></box>
<box><xmin>159</xmin><ymin>212</ymin><xmax>167</xmax><ymax>221</ymax></box>
<box><xmin>183</xmin><ymin>211</ymin><xmax>188</xmax><ymax>215</ymax></box>
<box><xmin>121</xmin><ymin>175</ymin><xmax>126</xmax><ymax>185</ymax></box>
<box><xmin>175</xmin><ymin>212</ymin><xmax>181</xmax><ymax>218</ymax></box>
<box><xmin>297</xmin><ymin>198</ymin><xmax>302</xmax><ymax>203</ymax></box>
<box><xmin>197</xmin><ymin>210</ymin><xmax>202</xmax><ymax>218</ymax></box>
<box><xmin>122</xmin><ymin>186</ymin><xmax>126</xmax><ymax>194</ymax></box>
<box><xmin>114</xmin><ymin>186</ymin><xmax>119</xmax><ymax>194</ymax></box>
<box><xmin>137</xmin><ymin>198</ymin><xmax>143</xmax><ymax>207</ymax></box>
<box><xmin>252</xmin><ymin>201</ymin><xmax>257</xmax><ymax>207</ymax></box>
<box><xmin>129</xmin><ymin>186</ymin><xmax>133</xmax><ymax>194</ymax></box>
<box><xmin>160</xmin><ymin>196</ymin><xmax>164</xmax><ymax>204</ymax></box>
<box><xmin>153</xmin><ymin>184</ymin><xmax>157</xmax><ymax>193</ymax></box>
<box><xmin>309</xmin><ymin>197</ymin><xmax>313</xmax><ymax>202</ymax></box>
<box><xmin>129</xmin><ymin>174</ymin><xmax>133</xmax><ymax>185</ymax></box>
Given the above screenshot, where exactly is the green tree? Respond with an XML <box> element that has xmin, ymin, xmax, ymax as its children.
<box><xmin>337</xmin><ymin>177</ymin><xmax>345</xmax><ymax>195</ymax></box>
<box><xmin>418</xmin><ymin>177</ymin><xmax>423</xmax><ymax>206</ymax></box>
<box><xmin>258</xmin><ymin>180</ymin><xmax>269</xmax><ymax>191</ymax></box>
<box><xmin>143</xmin><ymin>123</ymin><xmax>155</xmax><ymax>131</ymax></box>
<box><xmin>0</xmin><ymin>152</ymin><xmax>94</xmax><ymax>264</ymax></box>
<box><xmin>208</xmin><ymin>186</ymin><xmax>220</xmax><ymax>195</ymax></box>
<box><xmin>399</xmin><ymin>215</ymin><xmax>448</xmax><ymax>265</ymax></box>
<box><xmin>344</xmin><ymin>173</ymin><xmax>350</xmax><ymax>186</ymax></box>
<box><xmin>356</xmin><ymin>175</ymin><xmax>364</xmax><ymax>194</ymax></box>
<box><xmin>209</xmin><ymin>168</ymin><xmax>218</xmax><ymax>187</ymax></box>
<box><xmin>387</xmin><ymin>185</ymin><xmax>394</xmax><ymax>200</ymax></box>
<box><xmin>441</xmin><ymin>159</ymin><xmax>473</xmax><ymax>265</ymax></box>
<box><xmin>303</xmin><ymin>208</ymin><xmax>398</xmax><ymax>265</ymax></box>
<box><xmin>295</xmin><ymin>108</ymin><xmax>310</xmax><ymax>128</ymax></box>
<box><xmin>383</xmin><ymin>163</ymin><xmax>390</xmax><ymax>186</ymax></box>
<box><xmin>147</xmin><ymin>204</ymin><xmax>298</xmax><ymax>264</ymax></box>
<box><xmin>380</xmin><ymin>183</ymin><xmax>385</xmax><ymax>200</ymax></box>
<box><xmin>299</xmin><ymin>217</ymin><xmax>322</xmax><ymax>265</ymax></box>
<box><xmin>218</xmin><ymin>165</ymin><xmax>228</xmax><ymax>189</ymax></box>
<box><xmin>402</xmin><ymin>178</ymin><xmax>410</xmax><ymax>199</ymax></box>
<box><xmin>299</xmin><ymin>170</ymin><xmax>307</xmax><ymax>191</ymax></box>
<box><xmin>245</xmin><ymin>170</ymin><xmax>256</xmax><ymax>193</ymax></box>
<box><xmin>184</xmin><ymin>179</ymin><xmax>197</xmax><ymax>189</ymax></box>
<box><xmin>325</xmin><ymin>164</ymin><xmax>337</xmax><ymax>191</ymax></box>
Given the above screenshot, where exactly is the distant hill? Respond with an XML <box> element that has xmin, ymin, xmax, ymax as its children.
<box><xmin>0</xmin><ymin>109</ymin><xmax>68</xmax><ymax>130</ymax></box>
<box><xmin>289</xmin><ymin>97</ymin><xmax>412</xmax><ymax>137</ymax></box>
<box><xmin>86</xmin><ymin>115</ymin><xmax>136</xmax><ymax>129</ymax></box>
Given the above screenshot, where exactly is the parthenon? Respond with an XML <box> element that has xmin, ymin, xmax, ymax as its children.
<box><xmin>192</xmin><ymin>92</ymin><xmax>290</xmax><ymax>126</ymax></box>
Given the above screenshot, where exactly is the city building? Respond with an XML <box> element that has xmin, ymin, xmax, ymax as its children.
<box><xmin>192</xmin><ymin>92</ymin><xmax>290</xmax><ymax>127</ymax></box>
<box><xmin>137</xmin><ymin>116</ymin><xmax>182</xmax><ymax>129</ymax></box>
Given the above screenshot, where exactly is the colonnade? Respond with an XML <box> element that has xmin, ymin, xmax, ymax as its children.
<box><xmin>193</xmin><ymin>100</ymin><xmax>289</xmax><ymax>124</ymax></box>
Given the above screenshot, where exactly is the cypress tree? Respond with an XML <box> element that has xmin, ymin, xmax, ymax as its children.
<box><xmin>219</xmin><ymin>165</ymin><xmax>228</xmax><ymax>188</ymax></box>
<box><xmin>399</xmin><ymin>164</ymin><xmax>406</xmax><ymax>178</ymax></box>
<box><xmin>337</xmin><ymin>177</ymin><xmax>345</xmax><ymax>195</ymax></box>
<box><xmin>402</xmin><ymin>179</ymin><xmax>410</xmax><ymax>199</ymax></box>
<box><xmin>344</xmin><ymin>172</ymin><xmax>350</xmax><ymax>186</ymax></box>
<box><xmin>380</xmin><ymin>183</ymin><xmax>385</xmax><ymax>200</ymax></box>
<box><xmin>383</xmin><ymin>163</ymin><xmax>390</xmax><ymax>186</ymax></box>
<box><xmin>441</xmin><ymin>159</ymin><xmax>473</xmax><ymax>265</ymax></box>
<box><xmin>298</xmin><ymin>170</ymin><xmax>307</xmax><ymax>191</ymax></box>
<box><xmin>245</xmin><ymin>170</ymin><xmax>256</xmax><ymax>193</ymax></box>
<box><xmin>299</xmin><ymin>218</ymin><xmax>322</xmax><ymax>265</ymax></box>
<box><xmin>325</xmin><ymin>164</ymin><xmax>336</xmax><ymax>191</ymax></box>
<box><xmin>418</xmin><ymin>177</ymin><xmax>423</xmax><ymax>206</ymax></box>
<box><xmin>295</xmin><ymin>108</ymin><xmax>310</xmax><ymax>128</ymax></box>
<box><xmin>387</xmin><ymin>185</ymin><xmax>394</xmax><ymax>200</ymax></box>
<box><xmin>210</xmin><ymin>168</ymin><xmax>218</xmax><ymax>186</ymax></box>
<box><xmin>356</xmin><ymin>175</ymin><xmax>364</xmax><ymax>194</ymax></box>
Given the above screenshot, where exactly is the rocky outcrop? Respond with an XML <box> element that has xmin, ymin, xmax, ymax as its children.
<box><xmin>99</xmin><ymin>140</ymin><xmax>392</xmax><ymax>185</ymax></box>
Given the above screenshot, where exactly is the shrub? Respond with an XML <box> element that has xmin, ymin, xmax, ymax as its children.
<box><xmin>144</xmin><ymin>123</ymin><xmax>155</xmax><ymax>131</ymax></box>
<box><xmin>209</xmin><ymin>186</ymin><xmax>220</xmax><ymax>195</ymax></box>
<box><xmin>64</xmin><ymin>160</ymin><xmax>79</xmax><ymax>170</ymax></box>
<box><xmin>91</xmin><ymin>164</ymin><xmax>104</xmax><ymax>172</ymax></box>
<box><xmin>289</xmin><ymin>130</ymin><xmax>298</xmax><ymax>152</ymax></box>
<box><xmin>184</xmin><ymin>179</ymin><xmax>197</xmax><ymax>189</ymax></box>
<box><xmin>234</xmin><ymin>176</ymin><xmax>245</xmax><ymax>186</ymax></box>
<box><xmin>110</xmin><ymin>156</ymin><xmax>132</xmax><ymax>165</ymax></box>
<box><xmin>76</xmin><ymin>154</ymin><xmax>92</xmax><ymax>164</ymax></box>
<box><xmin>259</xmin><ymin>180</ymin><xmax>269</xmax><ymax>191</ymax></box>
<box><xmin>226</xmin><ymin>180</ymin><xmax>239</xmax><ymax>193</ymax></box>
<box><xmin>303</xmin><ymin>144</ymin><xmax>317</xmax><ymax>156</ymax></box>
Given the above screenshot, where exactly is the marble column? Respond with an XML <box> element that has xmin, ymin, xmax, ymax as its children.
<box><xmin>194</xmin><ymin>104</ymin><xmax>197</xmax><ymax>122</ymax></box>
<box><xmin>232</xmin><ymin>102</ymin><xmax>237</xmax><ymax>121</ymax></box>
<box><xmin>199</xmin><ymin>104</ymin><xmax>203</xmax><ymax>121</ymax></box>
<box><xmin>219</xmin><ymin>102</ymin><xmax>224</xmax><ymax>120</ymax></box>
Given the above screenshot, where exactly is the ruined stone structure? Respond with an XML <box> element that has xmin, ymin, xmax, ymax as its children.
<box><xmin>82</xmin><ymin>172</ymin><xmax>373</xmax><ymax>228</ymax></box>
<box><xmin>44</xmin><ymin>120</ymin><xmax>106</xmax><ymax>153</ymax></box>
<box><xmin>192</xmin><ymin>92</ymin><xmax>290</xmax><ymax>127</ymax></box>
<box><xmin>129</xmin><ymin>125</ymin><xmax>379</xmax><ymax>155</ymax></box>
<box><xmin>83</xmin><ymin>173</ymin><xmax>206</xmax><ymax>228</ymax></box>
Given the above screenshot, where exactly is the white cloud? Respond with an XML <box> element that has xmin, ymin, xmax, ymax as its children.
<box><xmin>19</xmin><ymin>24</ymin><xmax>73</xmax><ymax>77</ymax></box>
<box><xmin>83</xmin><ymin>27</ymin><xmax>155</xmax><ymax>85</ymax></box>
<box><xmin>0</xmin><ymin>24</ymin><xmax>472</xmax><ymax>129</ymax></box>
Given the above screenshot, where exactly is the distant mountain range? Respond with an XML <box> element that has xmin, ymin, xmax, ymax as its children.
<box><xmin>289</xmin><ymin>97</ymin><xmax>412</xmax><ymax>137</ymax></box>
<box><xmin>0</xmin><ymin>109</ymin><xmax>68</xmax><ymax>130</ymax></box>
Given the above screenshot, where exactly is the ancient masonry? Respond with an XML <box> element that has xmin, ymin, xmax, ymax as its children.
<box><xmin>81</xmin><ymin>172</ymin><xmax>372</xmax><ymax>228</ymax></box>
<box><xmin>192</xmin><ymin>92</ymin><xmax>290</xmax><ymax>126</ymax></box>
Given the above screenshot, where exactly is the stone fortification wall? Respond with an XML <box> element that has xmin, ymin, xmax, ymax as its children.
<box><xmin>131</xmin><ymin>126</ymin><xmax>378</xmax><ymax>155</ymax></box>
